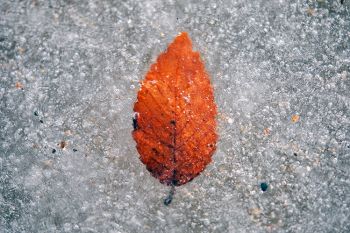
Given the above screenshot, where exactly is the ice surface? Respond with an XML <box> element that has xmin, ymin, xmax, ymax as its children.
<box><xmin>0</xmin><ymin>0</ymin><xmax>350</xmax><ymax>232</ymax></box>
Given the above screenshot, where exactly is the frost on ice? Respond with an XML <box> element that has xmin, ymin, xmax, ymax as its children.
<box><xmin>1</xmin><ymin>0</ymin><xmax>350</xmax><ymax>232</ymax></box>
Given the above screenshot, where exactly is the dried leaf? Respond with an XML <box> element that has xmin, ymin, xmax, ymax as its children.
<box><xmin>133</xmin><ymin>32</ymin><xmax>217</xmax><ymax>186</ymax></box>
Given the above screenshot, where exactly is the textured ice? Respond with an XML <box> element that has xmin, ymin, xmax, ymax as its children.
<box><xmin>0</xmin><ymin>0</ymin><xmax>350</xmax><ymax>232</ymax></box>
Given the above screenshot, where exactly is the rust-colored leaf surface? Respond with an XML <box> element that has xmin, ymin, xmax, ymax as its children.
<box><xmin>133</xmin><ymin>32</ymin><xmax>217</xmax><ymax>187</ymax></box>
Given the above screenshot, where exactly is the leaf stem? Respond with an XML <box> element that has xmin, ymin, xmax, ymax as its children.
<box><xmin>164</xmin><ymin>184</ymin><xmax>176</xmax><ymax>206</ymax></box>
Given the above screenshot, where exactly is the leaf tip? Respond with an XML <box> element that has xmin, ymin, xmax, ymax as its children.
<box><xmin>170</xmin><ymin>32</ymin><xmax>192</xmax><ymax>51</ymax></box>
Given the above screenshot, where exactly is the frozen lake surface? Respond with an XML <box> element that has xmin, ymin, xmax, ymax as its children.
<box><xmin>1</xmin><ymin>0</ymin><xmax>350</xmax><ymax>232</ymax></box>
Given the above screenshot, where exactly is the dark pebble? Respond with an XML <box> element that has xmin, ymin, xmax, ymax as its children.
<box><xmin>132</xmin><ymin>117</ymin><xmax>139</xmax><ymax>130</ymax></box>
<box><xmin>260</xmin><ymin>182</ymin><xmax>268</xmax><ymax>192</ymax></box>
<box><xmin>164</xmin><ymin>197</ymin><xmax>172</xmax><ymax>206</ymax></box>
<box><xmin>52</xmin><ymin>149</ymin><xmax>56</xmax><ymax>154</ymax></box>
<box><xmin>73</xmin><ymin>149</ymin><xmax>78</xmax><ymax>152</ymax></box>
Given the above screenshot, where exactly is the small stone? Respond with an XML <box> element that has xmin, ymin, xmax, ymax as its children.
<box><xmin>164</xmin><ymin>196</ymin><xmax>172</xmax><ymax>206</ymax></box>
<box><xmin>260</xmin><ymin>182</ymin><xmax>268</xmax><ymax>192</ymax></box>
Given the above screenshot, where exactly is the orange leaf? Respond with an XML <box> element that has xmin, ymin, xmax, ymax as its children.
<box><xmin>133</xmin><ymin>32</ymin><xmax>217</xmax><ymax>188</ymax></box>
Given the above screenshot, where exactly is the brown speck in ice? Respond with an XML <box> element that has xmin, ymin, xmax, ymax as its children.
<box><xmin>59</xmin><ymin>141</ymin><xmax>67</xmax><ymax>149</ymax></box>
<box><xmin>291</xmin><ymin>114</ymin><xmax>300</xmax><ymax>123</ymax></box>
<box><xmin>306</xmin><ymin>8</ymin><xmax>315</xmax><ymax>16</ymax></box>
<box><xmin>15</xmin><ymin>82</ymin><xmax>24</xmax><ymax>90</ymax></box>
<box><xmin>263</xmin><ymin>128</ymin><xmax>270</xmax><ymax>136</ymax></box>
<box><xmin>18</xmin><ymin>47</ymin><xmax>26</xmax><ymax>54</ymax></box>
